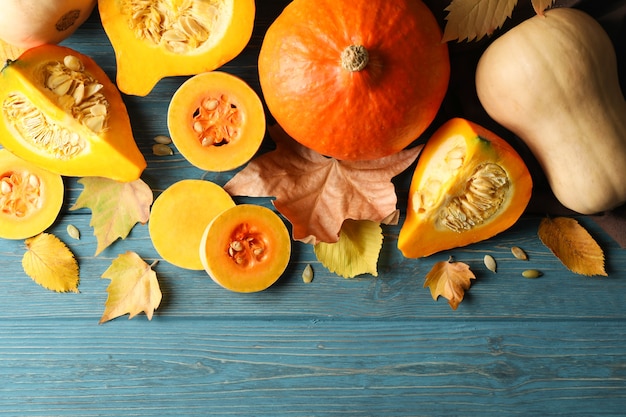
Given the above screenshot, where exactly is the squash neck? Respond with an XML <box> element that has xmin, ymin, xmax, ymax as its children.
<box><xmin>341</xmin><ymin>45</ymin><xmax>369</xmax><ymax>72</ymax></box>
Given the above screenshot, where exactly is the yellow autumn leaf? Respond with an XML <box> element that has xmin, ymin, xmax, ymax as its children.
<box><xmin>424</xmin><ymin>258</ymin><xmax>476</xmax><ymax>310</ymax></box>
<box><xmin>442</xmin><ymin>0</ymin><xmax>518</xmax><ymax>42</ymax></box>
<box><xmin>538</xmin><ymin>217</ymin><xmax>607</xmax><ymax>276</ymax></box>
<box><xmin>22</xmin><ymin>233</ymin><xmax>79</xmax><ymax>293</ymax></box>
<box><xmin>100</xmin><ymin>251</ymin><xmax>162</xmax><ymax>324</ymax></box>
<box><xmin>314</xmin><ymin>219</ymin><xmax>383</xmax><ymax>278</ymax></box>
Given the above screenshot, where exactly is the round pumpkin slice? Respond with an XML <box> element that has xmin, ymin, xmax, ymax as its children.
<box><xmin>0</xmin><ymin>148</ymin><xmax>64</xmax><ymax>240</ymax></box>
<box><xmin>149</xmin><ymin>179</ymin><xmax>235</xmax><ymax>270</ymax></box>
<box><xmin>167</xmin><ymin>71</ymin><xmax>266</xmax><ymax>172</ymax></box>
<box><xmin>199</xmin><ymin>204</ymin><xmax>291</xmax><ymax>293</ymax></box>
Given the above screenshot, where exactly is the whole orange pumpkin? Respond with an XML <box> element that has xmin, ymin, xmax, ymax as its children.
<box><xmin>258</xmin><ymin>0</ymin><xmax>450</xmax><ymax>161</ymax></box>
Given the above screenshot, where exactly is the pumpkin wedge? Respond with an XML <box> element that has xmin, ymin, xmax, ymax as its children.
<box><xmin>0</xmin><ymin>44</ymin><xmax>146</xmax><ymax>182</ymax></box>
<box><xmin>398</xmin><ymin>118</ymin><xmax>532</xmax><ymax>258</ymax></box>
<box><xmin>99</xmin><ymin>0</ymin><xmax>255</xmax><ymax>96</ymax></box>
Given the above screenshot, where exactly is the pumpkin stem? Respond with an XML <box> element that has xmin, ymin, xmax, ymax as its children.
<box><xmin>341</xmin><ymin>45</ymin><xmax>369</xmax><ymax>72</ymax></box>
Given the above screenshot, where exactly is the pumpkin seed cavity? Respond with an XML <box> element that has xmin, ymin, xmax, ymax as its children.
<box><xmin>122</xmin><ymin>0</ymin><xmax>227</xmax><ymax>54</ymax></box>
<box><xmin>2</xmin><ymin>54</ymin><xmax>110</xmax><ymax>159</ymax></box>
<box><xmin>0</xmin><ymin>170</ymin><xmax>42</xmax><ymax>218</ymax></box>
<box><xmin>192</xmin><ymin>94</ymin><xmax>241</xmax><ymax>147</ymax></box>
<box><xmin>227</xmin><ymin>222</ymin><xmax>267</xmax><ymax>268</ymax></box>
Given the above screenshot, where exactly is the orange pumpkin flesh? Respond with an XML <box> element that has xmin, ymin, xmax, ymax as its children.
<box><xmin>168</xmin><ymin>71</ymin><xmax>266</xmax><ymax>172</ymax></box>
<box><xmin>258</xmin><ymin>0</ymin><xmax>450</xmax><ymax>161</ymax></box>
<box><xmin>398</xmin><ymin>118</ymin><xmax>533</xmax><ymax>258</ymax></box>
<box><xmin>0</xmin><ymin>149</ymin><xmax>64</xmax><ymax>240</ymax></box>
<box><xmin>199</xmin><ymin>204</ymin><xmax>291</xmax><ymax>293</ymax></box>
<box><xmin>149</xmin><ymin>179</ymin><xmax>235</xmax><ymax>270</ymax></box>
<box><xmin>0</xmin><ymin>44</ymin><xmax>146</xmax><ymax>182</ymax></box>
<box><xmin>99</xmin><ymin>0</ymin><xmax>256</xmax><ymax>96</ymax></box>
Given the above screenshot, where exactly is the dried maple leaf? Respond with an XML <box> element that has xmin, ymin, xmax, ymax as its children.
<box><xmin>224</xmin><ymin>125</ymin><xmax>422</xmax><ymax>244</ymax></box>
<box><xmin>22</xmin><ymin>233</ymin><xmax>79</xmax><ymax>293</ymax></box>
<box><xmin>538</xmin><ymin>217</ymin><xmax>607</xmax><ymax>276</ymax></box>
<box><xmin>100</xmin><ymin>251</ymin><xmax>162</xmax><ymax>324</ymax></box>
<box><xmin>314</xmin><ymin>219</ymin><xmax>383</xmax><ymax>278</ymax></box>
<box><xmin>531</xmin><ymin>0</ymin><xmax>556</xmax><ymax>16</ymax></box>
<box><xmin>424</xmin><ymin>257</ymin><xmax>476</xmax><ymax>310</ymax></box>
<box><xmin>71</xmin><ymin>177</ymin><xmax>153</xmax><ymax>255</ymax></box>
<box><xmin>442</xmin><ymin>0</ymin><xmax>518</xmax><ymax>42</ymax></box>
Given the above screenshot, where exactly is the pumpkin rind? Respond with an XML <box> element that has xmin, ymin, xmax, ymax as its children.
<box><xmin>0</xmin><ymin>149</ymin><xmax>64</xmax><ymax>240</ymax></box>
<box><xmin>199</xmin><ymin>204</ymin><xmax>291</xmax><ymax>293</ymax></box>
<box><xmin>167</xmin><ymin>71</ymin><xmax>266</xmax><ymax>172</ymax></box>
<box><xmin>475</xmin><ymin>8</ymin><xmax>626</xmax><ymax>214</ymax></box>
<box><xmin>398</xmin><ymin>118</ymin><xmax>532</xmax><ymax>258</ymax></box>
<box><xmin>258</xmin><ymin>0</ymin><xmax>450</xmax><ymax>161</ymax></box>
<box><xmin>98</xmin><ymin>0</ymin><xmax>256</xmax><ymax>96</ymax></box>
<box><xmin>149</xmin><ymin>179</ymin><xmax>235</xmax><ymax>270</ymax></box>
<box><xmin>0</xmin><ymin>0</ymin><xmax>96</xmax><ymax>48</ymax></box>
<box><xmin>0</xmin><ymin>44</ymin><xmax>146</xmax><ymax>182</ymax></box>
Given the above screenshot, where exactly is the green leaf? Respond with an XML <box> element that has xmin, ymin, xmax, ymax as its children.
<box><xmin>314</xmin><ymin>219</ymin><xmax>383</xmax><ymax>278</ymax></box>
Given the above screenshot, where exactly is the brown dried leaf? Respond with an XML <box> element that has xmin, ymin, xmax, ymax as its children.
<box><xmin>531</xmin><ymin>0</ymin><xmax>556</xmax><ymax>16</ymax></box>
<box><xmin>22</xmin><ymin>233</ymin><xmax>79</xmax><ymax>293</ymax></box>
<box><xmin>442</xmin><ymin>0</ymin><xmax>518</xmax><ymax>42</ymax></box>
<box><xmin>100</xmin><ymin>251</ymin><xmax>162</xmax><ymax>324</ymax></box>
<box><xmin>224</xmin><ymin>125</ymin><xmax>421</xmax><ymax>244</ymax></box>
<box><xmin>424</xmin><ymin>258</ymin><xmax>476</xmax><ymax>310</ymax></box>
<box><xmin>538</xmin><ymin>217</ymin><xmax>607</xmax><ymax>276</ymax></box>
<box><xmin>71</xmin><ymin>177</ymin><xmax>153</xmax><ymax>255</ymax></box>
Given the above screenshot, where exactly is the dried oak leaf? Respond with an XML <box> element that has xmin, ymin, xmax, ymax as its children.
<box><xmin>531</xmin><ymin>0</ymin><xmax>556</xmax><ymax>16</ymax></box>
<box><xmin>314</xmin><ymin>219</ymin><xmax>383</xmax><ymax>278</ymax></box>
<box><xmin>442</xmin><ymin>0</ymin><xmax>518</xmax><ymax>42</ymax></box>
<box><xmin>424</xmin><ymin>257</ymin><xmax>476</xmax><ymax>310</ymax></box>
<box><xmin>22</xmin><ymin>233</ymin><xmax>79</xmax><ymax>293</ymax></box>
<box><xmin>100</xmin><ymin>251</ymin><xmax>162</xmax><ymax>324</ymax></box>
<box><xmin>71</xmin><ymin>177</ymin><xmax>153</xmax><ymax>255</ymax></box>
<box><xmin>538</xmin><ymin>217</ymin><xmax>607</xmax><ymax>276</ymax></box>
<box><xmin>224</xmin><ymin>125</ymin><xmax>422</xmax><ymax>244</ymax></box>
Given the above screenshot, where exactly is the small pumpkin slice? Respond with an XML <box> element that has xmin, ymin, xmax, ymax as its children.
<box><xmin>398</xmin><ymin>118</ymin><xmax>532</xmax><ymax>258</ymax></box>
<box><xmin>168</xmin><ymin>71</ymin><xmax>266</xmax><ymax>172</ymax></box>
<box><xmin>199</xmin><ymin>204</ymin><xmax>291</xmax><ymax>293</ymax></box>
<box><xmin>149</xmin><ymin>179</ymin><xmax>235</xmax><ymax>270</ymax></box>
<box><xmin>0</xmin><ymin>149</ymin><xmax>64</xmax><ymax>240</ymax></box>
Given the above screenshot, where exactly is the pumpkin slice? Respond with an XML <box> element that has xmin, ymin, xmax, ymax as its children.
<box><xmin>99</xmin><ymin>0</ymin><xmax>255</xmax><ymax>96</ymax></box>
<box><xmin>168</xmin><ymin>71</ymin><xmax>266</xmax><ymax>172</ymax></box>
<box><xmin>199</xmin><ymin>204</ymin><xmax>291</xmax><ymax>293</ymax></box>
<box><xmin>0</xmin><ymin>149</ymin><xmax>64</xmax><ymax>240</ymax></box>
<box><xmin>398</xmin><ymin>118</ymin><xmax>533</xmax><ymax>258</ymax></box>
<box><xmin>0</xmin><ymin>44</ymin><xmax>146</xmax><ymax>182</ymax></box>
<box><xmin>149</xmin><ymin>179</ymin><xmax>235</xmax><ymax>270</ymax></box>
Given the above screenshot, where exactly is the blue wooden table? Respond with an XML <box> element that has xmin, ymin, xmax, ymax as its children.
<box><xmin>2</xmin><ymin>2</ymin><xmax>626</xmax><ymax>416</ymax></box>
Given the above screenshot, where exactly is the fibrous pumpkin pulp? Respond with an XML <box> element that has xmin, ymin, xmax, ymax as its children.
<box><xmin>258</xmin><ymin>0</ymin><xmax>450</xmax><ymax>161</ymax></box>
<box><xmin>0</xmin><ymin>149</ymin><xmax>64</xmax><ymax>240</ymax></box>
<box><xmin>99</xmin><ymin>0</ymin><xmax>256</xmax><ymax>96</ymax></box>
<box><xmin>0</xmin><ymin>44</ymin><xmax>146</xmax><ymax>182</ymax></box>
<box><xmin>398</xmin><ymin>118</ymin><xmax>532</xmax><ymax>258</ymax></box>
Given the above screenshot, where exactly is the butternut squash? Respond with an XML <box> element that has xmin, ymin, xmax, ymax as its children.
<box><xmin>475</xmin><ymin>7</ymin><xmax>626</xmax><ymax>214</ymax></box>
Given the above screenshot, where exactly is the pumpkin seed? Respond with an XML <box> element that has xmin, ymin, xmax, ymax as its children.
<box><xmin>152</xmin><ymin>143</ymin><xmax>173</xmax><ymax>156</ymax></box>
<box><xmin>154</xmin><ymin>135</ymin><xmax>172</xmax><ymax>145</ymax></box>
<box><xmin>522</xmin><ymin>269</ymin><xmax>542</xmax><ymax>279</ymax></box>
<box><xmin>302</xmin><ymin>264</ymin><xmax>314</xmax><ymax>283</ymax></box>
<box><xmin>483</xmin><ymin>254</ymin><xmax>497</xmax><ymax>273</ymax></box>
<box><xmin>511</xmin><ymin>246</ymin><xmax>528</xmax><ymax>260</ymax></box>
<box><xmin>66</xmin><ymin>224</ymin><xmax>80</xmax><ymax>240</ymax></box>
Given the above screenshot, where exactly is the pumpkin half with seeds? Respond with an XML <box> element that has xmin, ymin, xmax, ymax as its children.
<box><xmin>99</xmin><ymin>0</ymin><xmax>255</xmax><ymax>96</ymax></box>
<box><xmin>398</xmin><ymin>118</ymin><xmax>532</xmax><ymax>258</ymax></box>
<box><xmin>0</xmin><ymin>44</ymin><xmax>146</xmax><ymax>182</ymax></box>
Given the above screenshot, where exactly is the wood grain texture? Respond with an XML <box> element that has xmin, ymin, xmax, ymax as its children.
<box><xmin>0</xmin><ymin>2</ymin><xmax>625</xmax><ymax>416</ymax></box>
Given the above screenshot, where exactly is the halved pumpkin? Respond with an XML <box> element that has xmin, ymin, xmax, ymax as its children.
<box><xmin>199</xmin><ymin>204</ymin><xmax>291</xmax><ymax>293</ymax></box>
<box><xmin>149</xmin><ymin>179</ymin><xmax>235</xmax><ymax>270</ymax></box>
<box><xmin>167</xmin><ymin>71</ymin><xmax>265</xmax><ymax>172</ymax></box>
<box><xmin>0</xmin><ymin>148</ymin><xmax>64</xmax><ymax>240</ymax></box>
<box><xmin>398</xmin><ymin>118</ymin><xmax>533</xmax><ymax>258</ymax></box>
<box><xmin>99</xmin><ymin>0</ymin><xmax>255</xmax><ymax>96</ymax></box>
<box><xmin>0</xmin><ymin>44</ymin><xmax>146</xmax><ymax>182</ymax></box>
